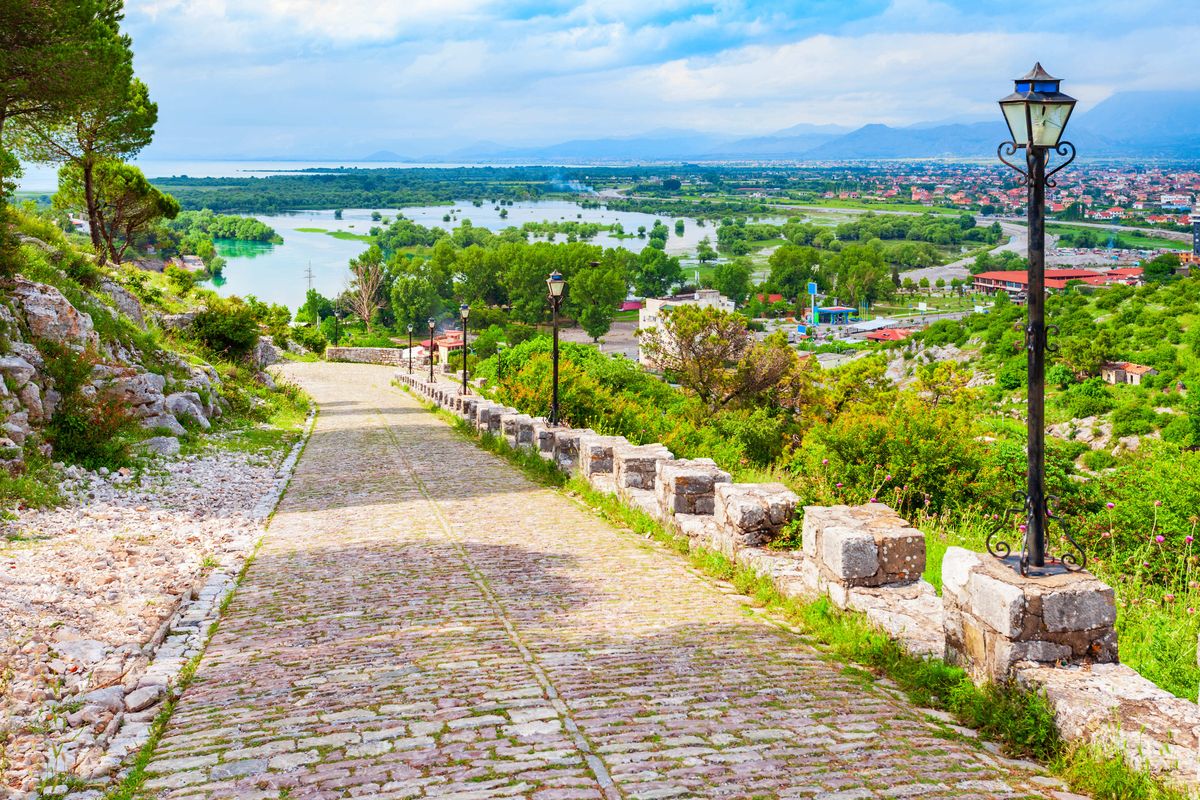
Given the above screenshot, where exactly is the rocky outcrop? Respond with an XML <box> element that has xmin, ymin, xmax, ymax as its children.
<box><xmin>99</xmin><ymin>278</ymin><xmax>146</xmax><ymax>329</ymax></box>
<box><xmin>10</xmin><ymin>278</ymin><xmax>99</xmax><ymax>350</ymax></box>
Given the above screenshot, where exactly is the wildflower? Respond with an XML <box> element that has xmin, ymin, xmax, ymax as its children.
<box><xmin>835</xmin><ymin>482</ymin><xmax>843</xmax><ymax>488</ymax></box>
<box><xmin>1187</xmin><ymin>536</ymin><xmax>1194</xmax><ymax>544</ymax></box>
<box><xmin>1154</xmin><ymin>500</ymin><xmax>1162</xmax><ymax>507</ymax></box>
<box><xmin>1101</xmin><ymin>531</ymin><xmax>1111</xmax><ymax>538</ymax></box>
<box><xmin>1019</xmin><ymin>524</ymin><xmax>1028</xmax><ymax>532</ymax></box>
<box><xmin>821</xmin><ymin>458</ymin><xmax>828</xmax><ymax>465</ymax></box>
<box><xmin>1106</xmin><ymin>502</ymin><xmax>1115</xmax><ymax>509</ymax></box>
<box><xmin>1143</xmin><ymin>561</ymin><xmax>1151</xmax><ymax>568</ymax></box>
<box><xmin>1155</xmin><ymin>535</ymin><xmax>1165</xmax><ymax>543</ymax></box>
<box><xmin>885</xmin><ymin>474</ymin><xmax>892</xmax><ymax>482</ymax></box>
<box><xmin>870</xmin><ymin>497</ymin><xmax>878</xmax><ymax>503</ymax></box>
<box><xmin>1164</xmin><ymin>593</ymin><xmax>1176</xmax><ymax>602</ymax></box>
<box><xmin>1189</xmin><ymin>608</ymin><xmax>1196</xmax><ymax>615</ymax></box>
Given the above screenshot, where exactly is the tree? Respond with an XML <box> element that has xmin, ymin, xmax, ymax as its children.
<box><xmin>0</xmin><ymin>0</ymin><xmax>127</xmax><ymax>195</ymax></box>
<box><xmin>569</xmin><ymin>260</ymin><xmax>627</xmax><ymax>341</ymax></box>
<box><xmin>767</xmin><ymin>244</ymin><xmax>822</xmax><ymax>299</ymax></box>
<box><xmin>833</xmin><ymin>244</ymin><xmax>893</xmax><ymax>305</ymax></box>
<box><xmin>20</xmin><ymin>74</ymin><xmax>157</xmax><ymax>263</ymax></box>
<box><xmin>711</xmin><ymin>258</ymin><xmax>752</xmax><ymax>306</ymax></box>
<box><xmin>632</xmin><ymin>246</ymin><xmax>682</xmax><ymax>298</ymax></box>
<box><xmin>696</xmin><ymin>236</ymin><xmax>717</xmax><ymax>264</ymax></box>
<box><xmin>674</xmin><ymin>219</ymin><xmax>685</xmax><ymax>236</ymax></box>
<box><xmin>348</xmin><ymin>246</ymin><xmax>386</xmax><ymax>332</ymax></box>
<box><xmin>638</xmin><ymin>304</ymin><xmax>794</xmax><ymax>410</ymax></box>
<box><xmin>1144</xmin><ymin>253</ymin><xmax>1180</xmax><ymax>284</ymax></box>
<box><xmin>55</xmin><ymin>159</ymin><xmax>178</xmax><ymax>263</ymax></box>
<box><xmin>296</xmin><ymin>288</ymin><xmax>335</xmax><ymax>324</ymax></box>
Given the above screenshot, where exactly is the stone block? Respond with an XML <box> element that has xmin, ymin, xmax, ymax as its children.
<box><xmin>577</xmin><ymin>433</ymin><xmax>626</xmax><ymax>478</ymax></box>
<box><xmin>803</xmin><ymin>504</ymin><xmax>925</xmax><ymax>588</ymax></box>
<box><xmin>655</xmin><ymin>458</ymin><xmax>731</xmax><ymax>517</ymax></box>
<box><xmin>613</xmin><ymin>443</ymin><xmax>673</xmax><ymax>492</ymax></box>
<box><xmin>552</xmin><ymin>428</ymin><xmax>593</xmax><ymax>472</ymax></box>
<box><xmin>942</xmin><ymin>546</ymin><xmax>1118</xmax><ymax>682</ymax></box>
<box><xmin>713</xmin><ymin>482</ymin><xmax>799</xmax><ymax>548</ymax></box>
<box><xmin>515</xmin><ymin>417</ymin><xmax>541</xmax><ymax>449</ymax></box>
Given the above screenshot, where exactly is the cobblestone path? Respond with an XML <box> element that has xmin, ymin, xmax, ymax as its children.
<box><xmin>139</xmin><ymin>363</ymin><xmax>1068</xmax><ymax>800</ymax></box>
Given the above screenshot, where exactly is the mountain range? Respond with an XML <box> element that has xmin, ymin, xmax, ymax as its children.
<box><xmin>366</xmin><ymin>92</ymin><xmax>1200</xmax><ymax>163</ymax></box>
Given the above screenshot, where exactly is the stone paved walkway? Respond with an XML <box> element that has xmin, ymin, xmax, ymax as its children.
<box><xmin>138</xmin><ymin>363</ymin><xmax>1067</xmax><ymax>800</ymax></box>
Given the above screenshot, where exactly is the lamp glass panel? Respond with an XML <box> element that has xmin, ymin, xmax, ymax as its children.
<box><xmin>1001</xmin><ymin>102</ymin><xmax>1029</xmax><ymax>146</ymax></box>
<box><xmin>1029</xmin><ymin>101</ymin><xmax>1072</xmax><ymax>147</ymax></box>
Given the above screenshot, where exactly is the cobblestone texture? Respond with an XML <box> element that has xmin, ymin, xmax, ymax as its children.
<box><xmin>140</xmin><ymin>363</ymin><xmax>1062</xmax><ymax>800</ymax></box>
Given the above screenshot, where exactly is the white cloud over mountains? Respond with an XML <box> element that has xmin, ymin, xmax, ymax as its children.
<box><xmin>122</xmin><ymin>0</ymin><xmax>1200</xmax><ymax>158</ymax></box>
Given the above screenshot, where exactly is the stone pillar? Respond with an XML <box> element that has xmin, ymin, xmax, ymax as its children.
<box><xmin>532</xmin><ymin>421</ymin><xmax>565</xmax><ymax>461</ymax></box>
<box><xmin>656</xmin><ymin>458</ymin><xmax>731</xmax><ymax>518</ymax></box>
<box><xmin>942</xmin><ymin>547</ymin><xmax>1117</xmax><ymax>682</ymax></box>
<box><xmin>613</xmin><ymin>443</ymin><xmax>673</xmax><ymax>511</ymax></box>
<box><xmin>577</xmin><ymin>434</ymin><xmax>629</xmax><ymax>493</ymax></box>
<box><xmin>714</xmin><ymin>483</ymin><xmax>799</xmax><ymax>549</ymax></box>
<box><xmin>500</xmin><ymin>413</ymin><xmax>531</xmax><ymax>448</ymax></box>
<box><xmin>551</xmin><ymin>428</ymin><xmax>594</xmax><ymax>473</ymax></box>
<box><xmin>803</xmin><ymin>504</ymin><xmax>925</xmax><ymax>591</ymax></box>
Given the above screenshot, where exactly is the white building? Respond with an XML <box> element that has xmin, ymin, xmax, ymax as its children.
<box><xmin>637</xmin><ymin>289</ymin><xmax>736</xmax><ymax>366</ymax></box>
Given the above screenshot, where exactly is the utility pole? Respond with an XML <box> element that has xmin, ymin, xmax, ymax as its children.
<box><xmin>304</xmin><ymin>262</ymin><xmax>315</xmax><ymax>293</ymax></box>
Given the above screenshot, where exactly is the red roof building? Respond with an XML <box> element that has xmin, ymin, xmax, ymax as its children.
<box><xmin>756</xmin><ymin>293</ymin><xmax>785</xmax><ymax>304</ymax></box>
<box><xmin>972</xmin><ymin>269</ymin><xmax>1104</xmax><ymax>295</ymax></box>
<box><xmin>865</xmin><ymin>328</ymin><xmax>915</xmax><ymax>342</ymax></box>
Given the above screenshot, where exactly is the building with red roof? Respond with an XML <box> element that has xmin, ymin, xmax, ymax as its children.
<box><xmin>972</xmin><ymin>269</ymin><xmax>1104</xmax><ymax>295</ymax></box>
<box><xmin>865</xmin><ymin>328</ymin><xmax>915</xmax><ymax>342</ymax></box>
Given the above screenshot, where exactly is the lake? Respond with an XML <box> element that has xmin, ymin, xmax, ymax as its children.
<box><xmin>208</xmin><ymin>202</ymin><xmax>754</xmax><ymax>311</ymax></box>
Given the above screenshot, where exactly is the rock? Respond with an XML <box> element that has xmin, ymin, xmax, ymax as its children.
<box><xmin>165</xmin><ymin>392</ymin><xmax>209</xmax><ymax>430</ymax></box>
<box><xmin>16</xmin><ymin>380</ymin><xmax>43</xmax><ymax>421</ymax></box>
<box><xmin>138</xmin><ymin>436</ymin><xmax>181</xmax><ymax>457</ymax></box>
<box><xmin>252</xmin><ymin>337</ymin><xmax>281</xmax><ymax>368</ymax></box>
<box><xmin>254</xmin><ymin>371</ymin><xmax>276</xmax><ymax>390</ymax></box>
<box><xmin>159</xmin><ymin>310</ymin><xmax>198</xmax><ymax>331</ymax></box>
<box><xmin>714</xmin><ymin>482</ymin><xmax>799</xmax><ymax>548</ymax></box>
<box><xmin>80</xmin><ymin>685</ymin><xmax>124</xmax><ymax>713</ymax></box>
<box><xmin>99</xmin><ymin>279</ymin><xmax>146</xmax><ymax>328</ymax></box>
<box><xmin>54</xmin><ymin>639</ymin><xmax>107</xmax><ymax>666</ymax></box>
<box><xmin>0</xmin><ymin>355</ymin><xmax>36</xmax><ymax>387</ymax></box>
<box><xmin>11</xmin><ymin>277</ymin><xmax>98</xmax><ymax>349</ymax></box>
<box><xmin>140</xmin><ymin>414</ymin><xmax>186</xmax><ymax>437</ymax></box>
<box><xmin>123</xmin><ymin>684</ymin><xmax>164</xmax><ymax>713</ymax></box>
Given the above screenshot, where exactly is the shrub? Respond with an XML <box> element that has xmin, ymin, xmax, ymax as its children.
<box><xmin>41</xmin><ymin>342</ymin><xmax>136</xmax><ymax>469</ymax></box>
<box><xmin>188</xmin><ymin>297</ymin><xmax>260</xmax><ymax>360</ymax></box>
<box><xmin>291</xmin><ymin>324</ymin><xmax>327</xmax><ymax>355</ymax></box>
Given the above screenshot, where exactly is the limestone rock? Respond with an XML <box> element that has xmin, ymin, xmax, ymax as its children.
<box><xmin>11</xmin><ymin>278</ymin><xmax>98</xmax><ymax>349</ymax></box>
<box><xmin>99</xmin><ymin>279</ymin><xmax>145</xmax><ymax>328</ymax></box>
<box><xmin>165</xmin><ymin>391</ymin><xmax>209</xmax><ymax>430</ymax></box>
<box><xmin>139</xmin><ymin>436</ymin><xmax>181</xmax><ymax>457</ymax></box>
<box><xmin>252</xmin><ymin>337</ymin><xmax>281</xmax><ymax>368</ymax></box>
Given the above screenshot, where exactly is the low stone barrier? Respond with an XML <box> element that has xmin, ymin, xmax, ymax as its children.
<box><xmin>327</xmin><ymin>347</ymin><xmax>406</xmax><ymax>365</ymax></box>
<box><xmin>394</xmin><ymin>369</ymin><xmax>1200</xmax><ymax>792</ymax></box>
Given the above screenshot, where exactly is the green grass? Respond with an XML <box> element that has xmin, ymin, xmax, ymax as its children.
<box><xmin>294</xmin><ymin>227</ymin><xmax>373</xmax><ymax>242</ymax></box>
<box><xmin>773</xmin><ymin>198</ymin><xmax>964</xmax><ymax>215</ymax></box>
<box><xmin>1047</xmin><ymin>224</ymin><xmax>1187</xmax><ymax>251</ymax></box>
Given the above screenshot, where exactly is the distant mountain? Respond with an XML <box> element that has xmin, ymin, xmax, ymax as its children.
<box><xmin>1075</xmin><ymin>90</ymin><xmax>1200</xmax><ymax>157</ymax></box>
<box><xmin>361</xmin><ymin>150</ymin><xmax>409</xmax><ymax>161</ymax></box>
<box><xmin>449</xmin><ymin>130</ymin><xmax>731</xmax><ymax>161</ymax></box>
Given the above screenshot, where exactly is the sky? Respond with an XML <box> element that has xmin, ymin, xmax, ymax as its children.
<box><xmin>123</xmin><ymin>0</ymin><xmax>1200</xmax><ymax>159</ymax></box>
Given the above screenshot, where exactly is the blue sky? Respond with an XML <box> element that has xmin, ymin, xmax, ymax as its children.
<box><xmin>124</xmin><ymin>0</ymin><xmax>1200</xmax><ymax>159</ymax></box>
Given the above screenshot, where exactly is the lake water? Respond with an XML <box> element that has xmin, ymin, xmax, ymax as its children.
<box><xmin>208</xmin><ymin>202</ymin><xmax>755</xmax><ymax>311</ymax></box>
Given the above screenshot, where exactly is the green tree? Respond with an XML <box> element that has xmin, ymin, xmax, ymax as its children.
<box><xmin>0</xmin><ymin>0</ymin><xmax>127</xmax><ymax>196</ymax></box>
<box><xmin>696</xmin><ymin>236</ymin><xmax>717</xmax><ymax>264</ymax></box>
<box><xmin>569</xmin><ymin>259</ymin><xmax>627</xmax><ymax>341</ymax></box>
<box><xmin>390</xmin><ymin>259</ymin><xmax>441</xmax><ymax>332</ymax></box>
<box><xmin>54</xmin><ymin>159</ymin><xmax>177</xmax><ymax>263</ymax></box>
<box><xmin>296</xmin><ymin>288</ymin><xmax>334</xmax><ymax>324</ymax></box>
<box><xmin>632</xmin><ymin>246</ymin><xmax>682</xmax><ymax>298</ymax></box>
<box><xmin>20</xmin><ymin>74</ymin><xmax>157</xmax><ymax>263</ymax></box>
<box><xmin>767</xmin><ymin>244</ymin><xmax>822</xmax><ymax>299</ymax></box>
<box><xmin>674</xmin><ymin>219</ymin><xmax>685</xmax><ymax>236</ymax></box>
<box><xmin>1144</xmin><ymin>253</ymin><xmax>1180</xmax><ymax>283</ymax></box>
<box><xmin>833</xmin><ymin>244</ymin><xmax>893</xmax><ymax>306</ymax></box>
<box><xmin>711</xmin><ymin>258</ymin><xmax>752</xmax><ymax>306</ymax></box>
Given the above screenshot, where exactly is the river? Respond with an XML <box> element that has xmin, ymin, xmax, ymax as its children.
<box><xmin>207</xmin><ymin>202</ymin><xmax>744</xmax><ymax>311</ymax></box>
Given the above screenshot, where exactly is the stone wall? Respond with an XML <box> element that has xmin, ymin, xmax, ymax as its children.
<box><xmin>326</xmin><ymin>347</ymin><xmax>409</xmax><ymax>366</ymax></box>
<box><xmin>392</xmin><ymin>369</ymin><xmax>1200</xmax><ymax>792</ymax></box>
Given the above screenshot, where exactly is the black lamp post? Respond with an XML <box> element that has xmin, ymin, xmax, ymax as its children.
<box><xmin>546</xmin><ymin>269</ymin><xmax>567</xmax><ymax>425</ymax></box>
<box><xmin>459</xmin><ymin>303</ymin><xmax>470</xmax><ymax>394</ymax></box>
<box><xmin>990</xmin><ymin>63</ymin><xmax>1085</xmax><ymax>576</ymax></box>
<box><xmin>427</xmin><ymin>316</ymin><xmax>436</xmax><ymax>383</ymax></box>
<box><xmin>407</xmin><ymin>323</ymin><xmax>414</xmax><ymax>374</ymax></box>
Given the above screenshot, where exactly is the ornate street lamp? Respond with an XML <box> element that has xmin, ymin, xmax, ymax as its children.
<box><xmin>546</xmin><ymin>269</ymin><xmax>568</xmax><ymax>425</ymax></box>
<box><xmin>459</xmin><ymin>303</ymin><xmax>470</xmax><ymax>394</ymax></box>
<box><xmin>427</xmin><ymin>316</ymin><xmax>436</xmax><ymax>383</ymax></box>
<box><xmin>407</xmin><ymin>323</ymin><xmax>414</xmax><ymax>374</ymax></box>
<box><xmin>991</xmin><ymin>63</ymin><xmax>1084</xmax><ymax>576</ymax></box>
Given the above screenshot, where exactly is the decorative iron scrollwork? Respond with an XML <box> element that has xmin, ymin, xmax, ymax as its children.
<box><xmin>997</xmin><ymin>141</ymin><xmax>1029</xmax><ymax>183</ymax></box>
<box><xmin>1045</xmin><ymin>141</ymin><xmax>1077</xmax><ymax>187</ymax></box>
<box><xmin>986</xmin><ymin>490</ymin><xmax>1087</xmax><ymax>576</ymax></box>
<box><xmin>1045</xmin><ymin>323</ymin><xmax>1059</xmax><ymax>354</ymax></box>
<box><xmin>986</xmin><ymin>490</ymin><xmax>1028</xmax><ymax>561</ymax></box>
<box><xmin>1045</xmin><ymin>495</ymin><xmax>1086</xmax><ymax>573</ymax></box>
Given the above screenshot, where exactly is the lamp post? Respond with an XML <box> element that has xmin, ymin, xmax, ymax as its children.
<box><xmin>459</xmin><ymin>303</ymin><xmax>470</xmax><ymax>394</ymax></box>
<box><xmin>990</xmin><ymin>63</ymin><xmax>1085</xmax><ymax>576</ymax></box>
<box><xmin>546</xmin><ymin>269</ymin><xmax>567</xmax><ymax>425</ymax></box>
<box><xmin>427</xmin><ymin>316</ymin><xmax>436</xmax><ymax>384</ymax></box>
<box><xmin>407</xmin><ymin>323</ymin><xmax>414</xmax><ymax>374</ymax></box>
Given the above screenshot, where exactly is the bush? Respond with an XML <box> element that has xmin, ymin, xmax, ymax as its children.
<box><xmin>291</xmin><ymin>324</ymin><xmax>327</xmax><ymax>355</ymax></box>
<box><xmin>41</xmin><ymin>342</ymin><xmax>136</xmax><ymax>469</ymax></box>
<box><xmin>1065</xmin><ymin>378</ymin><xmax>1114</xmax><ymax>418</ymax></box>
<box><xmin>188</xmin><ymin>297</ymin><xmax>260</xmax><ymax>360</ymax></box>
<box><xmin>165</xmin><ymin>265</ymin><xmax>197</xmax><ymax>295</ymax></box>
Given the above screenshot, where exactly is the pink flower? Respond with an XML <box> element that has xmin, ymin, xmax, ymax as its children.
<box><xmin>835</xmin><ymin>482</ymin><xmax>843</xmax><ymax>488</ymax></box>
<box><xmin>870</xmin><ymin>497</ymin><xmax>878</xmax><ymax>503</ymax></box>
<box><xmin>885</xmin><ymin>474</ymin><xmax>892</xmax><ymax>482</ymax></box>
<box><xmin>1143</xmin><ymin>561</ymin><xmax>1151</xmax><ymax>568</ymax></box>
<box><xmin>1187</xmin><ymin>536</ymin><xmax>1195</xmax><ymax>544</ymax></box>
<box><xmin>821</xmin><ymin>458</ymin><xmax>829</xmax><ymax>465</ymax></box>
<box><xmin>1106</xmin><ymin>502</ymin><xmax>1115</xmax><ymax>509</ymax></box>
<box><xmin>1164</xmin><ymin>593</ymin><xmax>1176</xmax><ymax>602</ymax></box>
<box><xmin>1155</xmin><ymin>535</ymin><xmax>1165</xmax><ymax>543</ymax></box>
<box><xmin>1019</xmin><ymin>524</ymin><xmax>1028</xmax><ymax>532</ymax></box>
<box><xmin>1189</xmin><ymin>607</ymin><xmax>1196</xmax><ymax>615</ymax></box>
<box><xmin>1154</xmin><ymin>500</ymin><xmax>1162</xmax><ymax>507</ymax></box>
<box><xmin>1101</xmin><ymin>531</ymin><xmax>1111</xmax><ymax>538</ymax></box>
